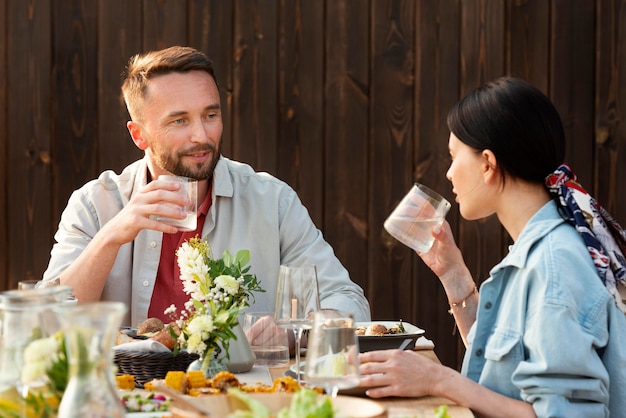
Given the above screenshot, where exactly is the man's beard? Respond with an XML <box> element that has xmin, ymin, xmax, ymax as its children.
<box><xmin>155</xmin><ymin>142</ymin><xmax>221</xmax><ymax>180</ymax></box>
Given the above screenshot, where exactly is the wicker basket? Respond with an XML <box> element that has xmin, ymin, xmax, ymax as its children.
<box><xmin>114</xmin><ymin>351</ymin><xmax>200</xmax><ymax>388</ymax></box>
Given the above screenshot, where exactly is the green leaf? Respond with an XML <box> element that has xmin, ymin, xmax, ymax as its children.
<box><xmin>235</xmin><ymin>250</ymin><xmax>251</xmax><ymax>268</ymax></box>
<box><xmin>222</xmin><ymin>250</ymin><xmax>233</xmax><ymax>267</ymax></box>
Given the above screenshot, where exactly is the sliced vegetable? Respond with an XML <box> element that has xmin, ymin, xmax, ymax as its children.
<box><xmin>434</xmin><ymin>404</ymin><xmax>451</xmax><ymax>418</ymax></box>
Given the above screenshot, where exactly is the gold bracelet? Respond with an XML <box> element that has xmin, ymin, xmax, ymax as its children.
<box><xmin>447</xmin><ymin>285</ymin><xmax>478</xmax><ymax>315</ymax></box>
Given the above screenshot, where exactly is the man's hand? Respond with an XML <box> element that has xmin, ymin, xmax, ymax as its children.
<box><xmin>104</xmin><ymin>177</ymin><xmax>190</xmax><ymax>245</ymax></box>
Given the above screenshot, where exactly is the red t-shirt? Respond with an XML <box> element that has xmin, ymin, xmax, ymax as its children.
<box><xmin>147</xmin><ymin>185</ymin><xmax>213</xmax><ymax>322</ymax></box>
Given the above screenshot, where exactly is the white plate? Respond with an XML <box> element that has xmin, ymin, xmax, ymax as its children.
<box><xmin>284</xmin><ymin>361</ymin><xmax>373</xmax><ymax>397</ymax></box>
<box><xmin>356</xmin><ymin>321</ymin><xmax>425</xmax><ymax>352</ymax></box>
<box><xmin>174</xmin><ymin>393</ymin><xmax>385</xmax><ymax>418</ymax></box>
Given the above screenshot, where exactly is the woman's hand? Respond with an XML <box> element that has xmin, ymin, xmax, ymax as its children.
<box><xmin>359</xmin><ymin>348</ymin><xmax>537</xmax><ymax>418</ymax></box>
<box><xmin>416</xmin><ymin>221</ymin><xmax>466</xmax><ymax>283</ymax></box>
<box><xmin>358</xmin><ymin>349</ymin><xmax>445</xmax><ymax>398</ymax></box>
<box><xmin>417</xmin><ymin>221</ymin><xmax>478</xmax><ymax>342</ymax></box>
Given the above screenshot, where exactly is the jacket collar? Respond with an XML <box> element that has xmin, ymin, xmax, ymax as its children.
<box><xmin>492</xmin><ymin>200</ymin><xmax>566</xmax><ymax>272</ymax></box>
<box><xmin>212</xmin><ymin>155</ymin><xmax>234</xmax><ymax>198</ymax></box>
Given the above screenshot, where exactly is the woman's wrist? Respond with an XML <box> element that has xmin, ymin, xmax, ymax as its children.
<box><xmin>447</xmin><ymin>284</ymin><xmax>478</xmax><ymax>314</ymax></box>
<box><xmin>429</xmin><ymin>364</ymin><xmax>462</xmax><ymax>399</ymax></box>
<box><xmin>440</xmin><ymin>266</ymin><xmax>475</xmax><ymax>299</ymax></box>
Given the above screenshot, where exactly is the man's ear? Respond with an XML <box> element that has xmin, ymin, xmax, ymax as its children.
<box><xmin>127</xmin><ymin>121</ymin><xmax>149</xmax><ymax>151</ymax></box>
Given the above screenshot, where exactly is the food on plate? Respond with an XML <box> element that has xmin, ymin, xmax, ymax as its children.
<box><xmin>226</xmin><ymin>387</ymin><xmax>333</xmax><ymax>418</ymax></box>
<box><xmin>435</xmin><ymin>405</ymin><xmax>452</xmax><ymax>418</ymax></box>
<box><xmin>364</xmin><ymin>323</ymin><xmax>389</xmax><ymax>336</ymax></box>
<box><xmin>144</xmin><ymin>370</ymin><xmax>316</xmax><ymax>397</ymax></box>
<box><xmin>120</xmin><ymin>391</ymin><xmax>171</xmax><ymax>413</ymax></box>
<box><xmin>137</xmin><ymin>317</ymin><xmax>165</xmax><ymax>335</ymax></box>
<box><xmin>213</xmin><ymin>370</ymin><xmax>242</xmax><ymax>392</ymax></box>
<box><xmin>186</xmin><ymin>370</ymin><xmax>208</xmax><ymax>390</ymax></box>
<box><xmin>164</xmin><ymin>371</ymin><xmax>188</xmax><ymax>393</ymax></box>
<box><xmin>116</xmin><ymin>374</ymin><xmax>136</xmax><ymax>390</ymax></box>
<box><xmin>355</xmin><ymin>321</ymin><xmax>407</xmax><ymax>336</ymax></box>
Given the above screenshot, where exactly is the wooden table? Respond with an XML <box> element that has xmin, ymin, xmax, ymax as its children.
<box><xmin>268</xmin><ymin>349</ymin><xmax>475</xmax><ymax>418</ymax></box>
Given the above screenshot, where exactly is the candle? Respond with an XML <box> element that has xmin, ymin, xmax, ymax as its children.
<box><xmin>291</xmin><ymin>298</ymin><xmax>298</xmax><ymax>319</ymax></box>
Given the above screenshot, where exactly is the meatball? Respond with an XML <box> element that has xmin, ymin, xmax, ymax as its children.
<box><xmin>365</xmin><ymin>323</ymin><xmax>388</xmax><ymax>336</ymax></box>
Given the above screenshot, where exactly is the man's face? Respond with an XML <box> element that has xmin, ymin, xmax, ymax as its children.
<box><xmin>130</xmin><ymin>70</ymin><xmax>224</xmax><ymax>180</ymax></box>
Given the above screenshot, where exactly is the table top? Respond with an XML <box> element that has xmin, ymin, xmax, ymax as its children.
<box><xmin>268</xmin><ymin>349</ymin><xmax>475</xmax><ymax>418</ymax></box>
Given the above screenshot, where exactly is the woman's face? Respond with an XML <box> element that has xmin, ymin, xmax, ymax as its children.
<box><xmin>446</xmin><ymin>134</ymin><xmax>495</xmax><ymax>220</ymax></box>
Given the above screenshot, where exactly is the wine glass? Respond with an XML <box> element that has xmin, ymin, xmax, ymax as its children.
<box><xmin>304</xmin><ymin>311</ymin><xmax>361</xmax><ymax>397</ymax></box>
<box><xmin>274</xmin><ymin>264</ymin><xmax>320</xmax><ymax>382</ymax></box>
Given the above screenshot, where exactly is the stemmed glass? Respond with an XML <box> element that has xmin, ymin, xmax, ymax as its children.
<box><xmin>304</xmin><ymin>311</ymin><xmax>361</xmax><ymax>398</ymax></box>
<box><xmin>274</xmin><ymin>264</ymin><xmax>320</xmax><ymax>382</ymax></box>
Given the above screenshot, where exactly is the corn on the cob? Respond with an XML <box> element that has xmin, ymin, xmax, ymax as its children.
<box><xmin>115</xmin><ymin>374</ymin><xmax>135</xmax><ymax>390</ymax></box>
<box><xmin>164</xmin><ymin>371</ymin><xmax>187</xmax><ymax>393</ymax></box>
<box><xmin>186</xmin><ymin>370</ymin><xmax>207</xmax><ymax>388</ymax></box>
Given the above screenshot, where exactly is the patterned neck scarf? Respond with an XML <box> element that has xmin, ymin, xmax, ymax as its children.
<box><xmin>545</xmin><ymin>164</ymin><xmax>626</xmax><ymax>313</ymax></box>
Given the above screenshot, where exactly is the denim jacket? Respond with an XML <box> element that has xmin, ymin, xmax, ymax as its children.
<box><xmin>43</xmin><ymin>156</ymin><xmax>371</xmax><ymax>326</ymax></box>
<box><xmin>462</xmin><ymin>201</ymin><xmax>626</xmax><ymax>417</ymax></box>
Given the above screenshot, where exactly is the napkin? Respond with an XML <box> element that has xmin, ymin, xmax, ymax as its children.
<box><xmin>413</xmin><ymin>336</ymin><xmax>435</xmax><ymax>350</ymax></box>
<box><xmin>236</xmin><ymin>365</ymin><xmax>273</xmax><ymax>386</ymax></box>
<box><xmin>113</xmin><ymin>339</ymin><xmax>172</xmax><ymax>353</ymax></box>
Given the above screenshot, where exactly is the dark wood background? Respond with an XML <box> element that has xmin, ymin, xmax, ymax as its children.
<box><xmin>1</xmin><ymin>0</ymin><xmax>624</xmax><ymax>370</ymax></box>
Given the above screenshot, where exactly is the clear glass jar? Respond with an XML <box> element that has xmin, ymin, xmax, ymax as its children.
<box><xmin>0</xmin><ymin>286</ymin><xmax>72</xmax><ymax>417</ymax></box>
<box><xmin>55</xmin><ymin>302</ymin><xmax>127</xmax><ymax>418</ymax></box>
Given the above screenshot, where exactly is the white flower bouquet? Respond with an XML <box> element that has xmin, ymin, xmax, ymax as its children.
<box><xmin>167</xmin><ymin>237</ymin><xmax>263</xmax><ymax>371</ymax></box>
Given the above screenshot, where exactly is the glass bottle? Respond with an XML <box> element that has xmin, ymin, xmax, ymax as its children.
<box><xmin>55</xmin><ymin>302</ymin><xmax>127</xmax><ymax>418</ymax></box>
<box><xmin>0</xmin><ymin>286</ymin><xmax>72</xmax><ymax>417</ymax></box>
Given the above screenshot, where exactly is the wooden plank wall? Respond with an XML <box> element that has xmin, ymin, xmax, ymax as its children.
<box><xmin>1</xmin><ymin>0</ymin><xmax>624</xmax><ymax>370</ymax></box>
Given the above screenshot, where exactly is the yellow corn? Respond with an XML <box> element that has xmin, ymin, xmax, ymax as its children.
<box><xmin>186</xmin><ymin>370</ymin><xmax>207</xmax><ymax>389</ymax></box>
<box><xmin>143</xmin><ymin>380</ymin><xmax>157</xmax><ymax>391</ymax></box>
<box><xmin>164</xmin><ymin>371</ymin><xmax>187</xmax><ymax>393</ymax></box>
<box><xmin>115</xmin><ymin>374</ymin><xmax>135</xmax><ymax>390</ymax></box>
<box><xmin>187</xmin><ymin>388</ymin><xmax>202</xmax><ymax>397</ymax></box>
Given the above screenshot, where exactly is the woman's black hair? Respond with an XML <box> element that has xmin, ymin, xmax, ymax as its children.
<box><xmin>446</xmin><ymin>76</ymin><xmax>566</xmax><ymax>183</ymax></box>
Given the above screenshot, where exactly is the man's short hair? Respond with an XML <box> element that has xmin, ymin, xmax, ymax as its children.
<box><xmin>121</xmin><ymin>46</ymin><xmax>218</xmax><ymax>121</ymax></box>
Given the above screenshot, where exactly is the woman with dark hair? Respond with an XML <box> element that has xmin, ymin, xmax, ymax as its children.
<box><xmin>359</xmin><ymin>77</ymin><xmax>626</xmax><ymax>417</ymax></box>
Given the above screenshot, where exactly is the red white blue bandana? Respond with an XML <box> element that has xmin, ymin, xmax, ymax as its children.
<box><xmin>546</xmin><ymin>164</ymin><xmax>626</xmax><ymax>313</ymax></box>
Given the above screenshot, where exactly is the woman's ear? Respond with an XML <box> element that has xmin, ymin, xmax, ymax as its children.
<box><xmin>481</xmin><ymin>150</ymin><xmax>499</xmax><ymax>184</ymax></box>
<box><xmin>127</xmin><ymin>121</ymin><xmax>149</xmax><ymax>151</ymax></box>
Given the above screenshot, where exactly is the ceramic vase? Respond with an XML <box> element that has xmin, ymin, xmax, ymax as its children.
<box><xmin>223</xmin><ymin>322</ymin><xmax>256</xmax><ymax>373</ymax></box>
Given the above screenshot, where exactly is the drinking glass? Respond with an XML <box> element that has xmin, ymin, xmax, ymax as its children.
<box><xmin>243</xmin><ymin>311</ymin><xmax>289</xmax><ymax>367</ymax></box>
<box><xmin>153</xmin><ymin>175</ymin><xmax>198</xmax><ymax>231</ymax></box>
<box><xmin>17</xmin><ymin>280</ymin><xmax>40</xmax><ymax>290</ymax></box>
<box><xmin>274</xmin><ymin>264</ymin><xmax>320</xmax><ymax>382</ymax></box>
<box><xmin>35</xmin><ymin>277</ymin><xmax>77</xmax><ymax>303</ymax></box>
<box><xmin>304</xmin><ymin>311</ymin><xmax>360</xmax><ymax>397</ymax></box>
<box><xmin>384</xmin><ymin>183</ymin><xmax>451</xmax><ymax>253</ymax></box>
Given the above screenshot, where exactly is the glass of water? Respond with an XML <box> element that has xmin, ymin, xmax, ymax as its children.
<box><xmin>243</xmin><ymin>311</ymin><xmax>290</xmax><ymax>367</ymax></box>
